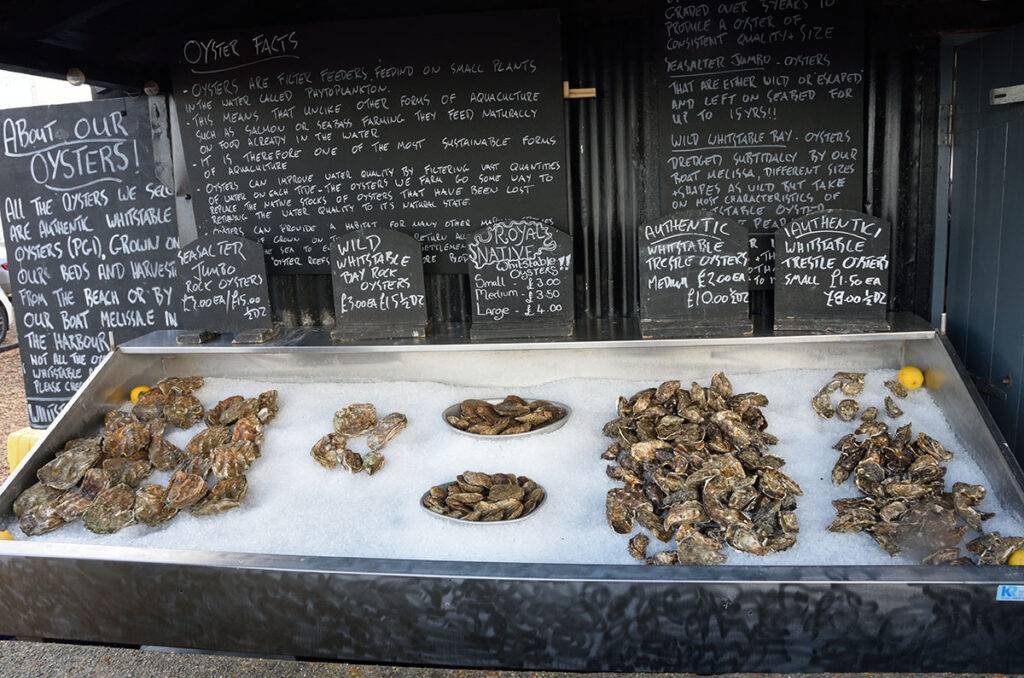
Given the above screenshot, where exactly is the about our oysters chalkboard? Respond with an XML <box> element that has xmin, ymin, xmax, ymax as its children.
<box><xmin>639</xmin><ymin>211</ymin><xmax>750</xmax><ymax>338</ymax></box>
<box><xmin>774</xmin><ymin>209</ymin><xmax>890</xmax><ymax>332</ymax></box>
<box><xmin>173</xmin><ymin>9</ymin><xmax>567</xmax><ymax>274</ymax></box>
<box><xmin>331</xmin><ymin>228</ymin><xmax>427</xmax><ymax>340</ymax></box>
<box><xmin>175</xmin><ymin>235</ymin><xmax>273</xmax><ymax>334</ymax></box>
<box><xmin>0</xmin><ymin>97</ymin><xmax>178</xmax><ymax>427</ymax></box>
<box><xmin>468</xmin><ymin>219</ymin><xmax>573</xmax><ymax>339</ymax></box>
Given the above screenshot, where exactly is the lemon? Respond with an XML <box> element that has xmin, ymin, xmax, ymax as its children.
<box><xmin>0</xmin><ymin>531</ymin><xmax>13</xmax><ymax>541</ymax></box>
<box><xmin>130</xmin><ymin>385</ymin><xmax>151</xmax><ymax>404</ymax></box>
<box><xmin>897</xmin><ymin>366</ymin><xmax>925</xmax><ymax>391</ymax></box>
<box><xmin>1009</xmin><ymin>549</ymin><xmax>1024</xmax><ymax>566</ymax></box>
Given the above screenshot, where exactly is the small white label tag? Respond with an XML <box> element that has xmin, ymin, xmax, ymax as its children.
<box><xmin>997</xmin><ymin>585</ymin><xmax>1024</xmax><ymax>601</ymax></box>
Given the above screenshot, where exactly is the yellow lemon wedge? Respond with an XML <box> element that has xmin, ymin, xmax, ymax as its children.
<box><xmin>1009</xmin><ymin>549</ymin><xmax>1024</xmax><ymax>566</ymax></box>
<box><xmin>897</xmin><ymin>366</ymin><xmax>925</xmax><ymax>391</ymax></box>
<box><xmin>130</xmin><ymin>385</ymin><xmax>151</xmax><ymax>404</ymax></box>
<box><xmin>0</xmin><ymin>531</ymin><xmax>13</xmax><ymax>541</ymax></box>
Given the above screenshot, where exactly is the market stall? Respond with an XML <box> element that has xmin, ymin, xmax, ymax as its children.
<box><xmin>0</xmin><ymin>0</ymin><xmax>1023</xmax><ymax>671</ymax></box>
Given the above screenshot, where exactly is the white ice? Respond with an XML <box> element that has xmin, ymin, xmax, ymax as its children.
<box><xmin>26</xmin><ymin>369</ymin><xmax>1024</xmax><ymax>566</ymax></box>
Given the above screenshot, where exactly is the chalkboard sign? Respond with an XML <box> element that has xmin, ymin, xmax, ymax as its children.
<box><xmin>639</xmin><ymin>211</ymin><xmax>750</xmax><ymax>338</ymax></box>
<box><xmin>330</xmin><ymin>228</ymin><xmax>427</xmax><ymax>340</ymax></box>
<box><xmin>657</xmin><ymin>0</ymin><xmax>865</xmax><ymax>290</ymax></box>
<box><xmin>172</xmin><ymin>10</ymin><xmax>568</xmax><ymax>274</ymax></box>
<box><xmin>748</xmin><ymin>232</ymin><xmax>775</xmax><ymax>291</ymax></box>
<box><xmin>0</xmin><ymin>98</ymin><xmax>178</xmax><ymax>428</ymax></box>
<box><xmin>774</xmin><ymin>209</ymin><xmax>890</xmax><ymax>332</ymax></box>
<box><xmin>175</xmin><ymin>235</ymin><xmax>273</xmax><ymax>335</ymax></box>
<box><xmin>467</xmin><ymin>219</ymin><xmax>573</xmax><ymax>339</ymax></box>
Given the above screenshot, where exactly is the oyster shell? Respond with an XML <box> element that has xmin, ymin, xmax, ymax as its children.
<box><xmin>134</xmin><ymin>484</ymin><xmax>178</xmax><ymax>526</ymax></box>
<box><xmin>192</xmin><ymin>477</ymin><xmax>248</xmax><ymax>515</ymax></box>
<box><xmin>102</xmin><ymin>420</ymin><xmax>150</xmax><ymax>458</ymax></box>
<box><xmin>231</xmin><ymin>414</ymin><xmax>264</xmax><ymax>445</ymax></box>
<box><xmin>164</xmin><ymin>394</ymin><xmax>204</xmax><ymax>429</ymax></box>
<box><xmin>19</xmin><ymin>501</ymin><xmax>64</xmax><ymax>536</ymax></box>
<box><xmin>884</xmin><ymin>396</ymin><xmax>903</xmax><ymax>418</ymax></box>
<box><xmin>311</xmin><ymin>433</ymin><xmax>347</xmax><ymax>469</ymax></box>
<box><xmin>155</xmin><ymin>376</ymin><xmax>204</xmax><ymax>395</ymax></box>
<box><xmin>186</xmin><ymin>426</ymin><xmax>230</xmax><ymax>457</ymax></box>
<box><xmin>165</xmin><ymin>470</ymin><xmax>208</xmax><ymax>509</ymax></box>
<box><xmin>132</xmin><ymin>389</ymin><xmax>168</xmax><ymax>422</ymax></box>
<box><xmin>333</xmin><ymin>403</ymin><xmax>378</xmax><ymax>436</ymax></box>
<box><xmin>101</xmin><ymin>457</ymin><xmax>153</xmax><ymax>488</ymax></box>
<box><xmin>205</xmin><ymin>395</ymin><xmax>245</xmax><ymax>426</ymax></box>
<box><xmin>836</xmin><ymin>399</ymin><xmax>859</xmax><ymax>422</ymax></box>
<box><xmin>367</xmin><ymin>413</ymin><xmax>407</xmax><ymax>451</ymax></box>
<box><xmin>37</xmin><ymin>441</ymin><xmax>103</xmax><ymax>490</ymax></box>
<box><xmin>13</xmin><ymin>482</ymin><xmax>63</xmax><ymax>517</ymax></box>
<box><xmin>82</xmin><ymin>484</ymin><xmax>136</xmax><ymax>534</ymax></box>
<box><xmin>211</xmin><ymin>442</ymin><xmax>254</xmax><ymax>479</ymax></box>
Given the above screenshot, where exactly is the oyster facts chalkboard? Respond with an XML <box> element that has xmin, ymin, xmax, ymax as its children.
<box><xmin>0</xmin><ymin>97</ymin><xmax>178</xmax><ymax>427</ymax></box>
<box><xmin>467</xmin><ymin>219</ymin><xmax>573</xmax><ymax>339</ymax></box>
<box><xmin>173</xmin><ymin>9</ymin><xmax>567</xmax><ymax>274</ymax></box>
<box><xmin>330</xmin><ymin>228</ymin><xmax>428</xmax><ymax>341</ymax></box>
<box><xmin>175</xmin><ymin>235</ymin><xmax>274</xmax><ymax>340</ymax></box>
<box><xmin>639</xmin><ymin>210</ymin><xmax>750</xmax><ymax>338</ymax></box>
<box><xmin>656</xmin><ymin>0</ymin><xmax>866</xmax><ymax>292</ymax></box>
<box><xmin>774</xmin><ymin>209</ymin><xmax>890</xmax><ymax>332</ymax></box>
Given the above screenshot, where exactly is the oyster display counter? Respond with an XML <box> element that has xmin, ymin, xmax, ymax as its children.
<box><xmin>2</xmin><ymin>323</ymin><xmax>1024</xmax><ymax>672</ymax></box>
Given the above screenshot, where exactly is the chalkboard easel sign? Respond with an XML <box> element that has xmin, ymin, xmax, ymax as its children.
<box><xmin>774</xmin><ymin>210</ymin><xmax>890</xmax><ymax>333</ymax></box>
<box><xmin>468</xmin><ymin>219</ymin><xmax>573</xmax><ymax>340</ymax></box>
<box><xmin>0</xmin><ymin>97</ymin><xmax>179</xmax><ymax>428</ymax></box>
<box><xmin>175</xmin><ymin>235</ymin><xmax>277</xmax><ymax>344</ymax></box>
<box><xmin>330</xmin><ymin>229</ymin><xmax>428</xmax><ymax>341</ymax></box>
<box><xmin>639</xmin><ymin>210</ymin><xmax>751</xmax><ymax>338</ymax></box>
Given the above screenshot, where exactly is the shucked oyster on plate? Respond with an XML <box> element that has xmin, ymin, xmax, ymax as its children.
<box><xmin>444</xmin><ymin>396</ymin><xmax>568</xmax><ymax>436</ymax></box>
<box><xmin>602</xmin><ymin>373</ymin><xmax>801</xmax><ymax>566</ymax></box>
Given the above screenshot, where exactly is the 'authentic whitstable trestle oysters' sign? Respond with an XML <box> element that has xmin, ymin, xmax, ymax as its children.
<box><xmin>468</xmin><ymin>219</ymin><xmax>573</xmax><ymax>339</ymax></box>
<box><xmin>774</xmin><ymin>209</ymin><xmax>890</xmax><ymax>332</ymax></box>
<box><xmin>639</xmin><ymin>210</ymin><xmax>751</xmax><ymax>338</ymax></box>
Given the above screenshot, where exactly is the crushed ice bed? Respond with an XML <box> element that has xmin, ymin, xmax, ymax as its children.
<box><xmin>23</xmin><ymin>369</ymin><xmax>1024</xmax><ymax>566</ymax></box>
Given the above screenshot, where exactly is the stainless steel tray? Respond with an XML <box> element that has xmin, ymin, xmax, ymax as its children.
<box><xmin>0</xmin><ymin>321</ymin><xmax>1022</xmax><ymax>672</ymax></box>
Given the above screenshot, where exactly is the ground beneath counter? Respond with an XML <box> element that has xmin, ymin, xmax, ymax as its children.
<box><xmin>22</xmin><ymin>368</ymin><xmax>1024</xmax><ymax>565</ymax></box>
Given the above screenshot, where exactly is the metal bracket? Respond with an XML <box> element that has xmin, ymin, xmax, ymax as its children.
<box><xmin>563</xmin><ymin>81</ymin><xmax>597</xmax><ymax>99</ymax></box>
<box><xmin>990</xmin><ymin>84</ymin><xmax>1024</xmax><ymax>106</ymax></box>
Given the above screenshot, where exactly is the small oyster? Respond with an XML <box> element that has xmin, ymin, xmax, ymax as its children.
<box><xmin>13</xmin><ymin>482</ymin><xmax>63</xmax><ymax>517</ymax></box>
<box><xmin>186</xmin><ymin>426</ymin><xmax>230</xmax><ymax>457</ymax></box>
<box><xmin>311</xmin><ymin>433</ymin><xmax>347</xmax><ymax>469</ymax></box>
<box><xmin>165</xmin><ymin>470</ymin><xmax>208</xmax><ymax>509</ymax></box>
<box><xmin>37</xmin><ymin>441</ymin><xmax>103</xmax><ymax>490</ymax></box>
<box><xmin>164</xmin><ymin>394</ymin><xmax>204</xmax><ymax>429</ymax></box>
<box><xmin>205</xmin><ymin>395</ymin><xmax>245</xmax><ymax>426</ymax></box>
<box><xmin>256</xmin><ymin>390</ymin><xmax>279</xmax><ymax>423</ymax></box>
<box><xmin>884</xmin><ymin>396</ymin><xmax>903</xmax><ymax>418</ymax></box>
<box><xmin>836</xmin><ymin>399</ymin><xmax>859</xmax><ymax>422</ymax></box>
<box><xmin>82</xmin><ymin>484</ymin><xmax>136</xmax><ymax>534</ymax></box>
<box><xmin>155</xmin><ymin>376</ymin><xmax>204</xmax><ymax>395</ymax></box>
<box><xmin>884</xmin><ymin>379</ymin><xmax>909</xmax><ymax>399</ymax></box>
<box><xmin>628</xmin><ymin>533</ymin><xmax>650</xmax><ymax>561</ymax></box>
<box><xmin>811</xmin><ymin>390</ymin><xmax>835</xmax><ymax>419</ymax></box>
<box><xmin>192</xmin><ymin>477</ymin><xmax>248</xmax><ymax>516</ymax></box>
<box><xmin>341</xmin><ymin>450</ymin><xmax>364</xmax><ymax>474</ymax></box>
<box><xmin>133</xmin><ymin>484</ymin><xmax>178</xmax><ymax>526</ymax></box>
<box><xmin>19</xmin><ymin>502</ymin><xmax>64</xmax><ymax>536</ymax></box>
<box><xmin>102</xmin><ymin>420</ymin><xmax>150</xmax><ymax>458</ymax></box>
<box><xmin>211</xmin><ymin>442</ymin><xmax>253</xmax><ymax>479</ymax></box>
<box><xmin>231</xmin><ymin>414</ymin><xmax>264</xmax><ymax>445</ymax></box>
<box><xmin>101</xmin><ymin>457</ymin><xmax>153</xmax><ymax>488</ymax></box>
<box><xmin>333</xmin><ymin>403</ymin><xmax>378</xmax><ymax>436</ymax></box>
<box><xmin>363</xmin><ymin>451</ymin><xmax>386</xmax><ymax>476</ymax></box>
<box><xmin>367</xmin><ymin>412</ymin><xmax>407</xmax><ymax>451</ymax></box>
<box><xmin>132</xmin><ymin>389</ymin><xmax>168</xmax><ymax>422</ymax></box>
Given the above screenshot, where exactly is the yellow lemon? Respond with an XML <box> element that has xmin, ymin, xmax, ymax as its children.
<box><xmin>1009</xmin><ymin>549</ymin><xmax>1024</xmax><ymax>566</ymax></box>
<box><xmin>130</xmin><ymin>385</ymin><xmax>151</xmax><ymax>404</ymax></box>
<box><xmin>897</xmin><ymin>366</ymin><xmax>925</xmax><ymax>391</ymax></box>
<box><xmin>0</xmin><ymin>531</ymin><xmax>13</xmax><ymax>541</ymax></box>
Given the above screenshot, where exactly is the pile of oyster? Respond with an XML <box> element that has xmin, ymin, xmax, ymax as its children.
<box><xmin>445</xmin><ymin>396</ymin><xmax>566</xmax><ymax>435</ymax></box>
<box><xmin>311</xmin><ymin>403</ymin><xmax>406</xmax><ymax>476</ymax></box>
<box><xmin>823</xmin><ymin>376</ymin><xmax>1023</xmax><ymax>565</ymax></box>
<box><xmin>812</xmin><ymin>371</ymin><xmax>905</xmax><ymax>421</ymax></box>
<box><xmin>421</xmin><ymin>472</ymin><xmax>544</xmax><ymax>522</ymax></box>
<box><xmin>14</xmin><ymin>377</ymin><xmax>279</xmax><ymax>536</ymax></box>
<box><xmin>603</xmin><ymin>373</ymin><xmax>801</xmax><ymax>565</ymax></box>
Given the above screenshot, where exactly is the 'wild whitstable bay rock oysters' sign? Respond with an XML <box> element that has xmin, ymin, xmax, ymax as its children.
<box><xmin>774</xmin><ymin>209</ymin><xmax>890</xmax><ymax>332</ymax></box>
<box><xmin>468</xmin><ymin>219</ymin><xmax>573</xmax><ymax>339</ymax></box>
<box><xmin>330</xmin><ymin>228</ymin><xmax>428</xmax><ymax>340</ymax></box>
<box><xmin>640</xmin><ymin>210</ymin><xmax>751</xmax><ymax>338</ymax></box>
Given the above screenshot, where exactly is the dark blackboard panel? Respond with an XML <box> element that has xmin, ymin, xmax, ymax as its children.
<box><xmin>639</xmin><ymin>210</ymin><xmax>750</xmax><ymax>338</ymax></box>
<box><xmin>749</xmin><ymin>232</ymin><xmax>775</xmax><ymax>291</ymax></box>
<box><xmin>468</xmin><ymin>219</ymin><xmax>573</xmax><ymax>339</ymax></box>
<box><xmin>0</xmin><ymin>97</ymin><xmax>178</xmax><ymax>427</ymax></box>
<box><xmin>172</xmin><ymin>9</ymin><xmax>567</xmax><ymax>274</ymax></box>
<box><xmin>774</xmin><ymin>209</ymin><xmax>890</xmax><ymax>332</ymax></box>
<box><xmin>330</xmin><ymin>228</ymin><xmax>427</xmax><ymax>340</ymax></box>
<box><xmin>176</xmin><ymin>235</ymin><xmax>273</xmax><ymax>333</ymax></box>
<box><xmin>656</xmin><ymin>0</ymin><xmax>866</xmax><ymax>293</ymax></box>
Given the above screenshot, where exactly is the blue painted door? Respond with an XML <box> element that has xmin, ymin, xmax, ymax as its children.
<box><xmin>947</xmin><ymin>25</ymin><xmax>1024</xmax><ymax>456</ymax></box>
